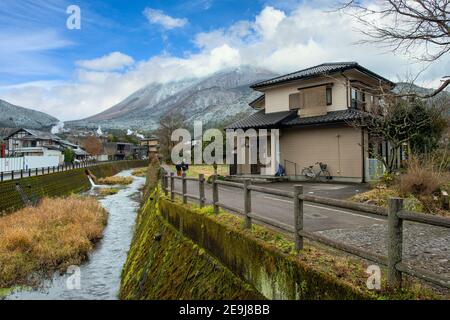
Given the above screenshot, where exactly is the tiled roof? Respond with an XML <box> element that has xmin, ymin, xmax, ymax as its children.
<box><xmin>282</xmin><ymin>109</ymin><xmax>366</xmax><ymax>126</ymax></box>
<box><xmin>7</xmin><ymin>128</ymin><xmax>60</xmax><ymax>141</ymax></box>
<box><xmin>226</xmin><ymin>110</ymin><xmax>297</xmax><ymax>129</ymax></box>
<box><xmin>226</xmin><ymin>109</ymin><xmax>367</xmax><ymax>130</ymax></box>
<box><xmin>251</xmin><ymin>62</ymin><xmax>393</xmax><ymax>89</ymax></box>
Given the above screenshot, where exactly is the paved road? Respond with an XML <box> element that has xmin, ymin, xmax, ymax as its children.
<box><xmin>170</xmin><ymin>178</ymin><xmax>381</xmax><ymax>232</ymax></box>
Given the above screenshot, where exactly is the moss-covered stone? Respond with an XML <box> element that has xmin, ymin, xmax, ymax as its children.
<box><xmin>120</xmin><ymin>189</ymin><xmax>263</xmax><ymax>300</ymax></box>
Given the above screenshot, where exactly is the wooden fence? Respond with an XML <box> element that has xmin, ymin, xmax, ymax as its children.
<box><xmin>161</xmin><ymin>171</ymin><xmax>450</xmax><ymax>290</ymax></box>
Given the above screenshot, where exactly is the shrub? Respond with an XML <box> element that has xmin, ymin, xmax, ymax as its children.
<box><xmin>379</xmin><ymin>172</ymin><xmax>397</xmax><ymax>187</ymax></box>
<box><xmin>398</xmin><ymin>158</ymin><xmax>442</xmax><ymax>196</ymax></box>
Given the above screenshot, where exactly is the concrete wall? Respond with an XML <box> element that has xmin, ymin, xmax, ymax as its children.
<box><xmin>0</xmin><ymin>156</ymin><xmax>61</xmax><ymax>172</ymax></box>
<box><xmin>0</xmin><ymin>160</ymin><xmax>147</xmax><ymax>214</ymax></box>
<box><xmin>280</xmin><ymin>125</ymin><xmax>364</xmax><ymax>181</ymax></box>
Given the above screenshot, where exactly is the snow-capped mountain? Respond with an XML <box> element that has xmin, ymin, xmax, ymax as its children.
<box><xmin>67</xmin><ymin>66</ymin><xmax>278</xmax><ymax>130</ymax></box>
<box><xmin>0</xmin><ymin>99</ymin><xmax>59</xmax><ymax>130</ymax></box>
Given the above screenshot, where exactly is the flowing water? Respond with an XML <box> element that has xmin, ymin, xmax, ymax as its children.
<box><xmin>6</xmin><ymin>170</ymin><xmax>145</xmax><ymax>300</ymax></box>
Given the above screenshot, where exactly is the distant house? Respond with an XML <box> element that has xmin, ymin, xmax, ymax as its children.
<box><xmin>140</xmin><ymin>137</ymin><xmax>159</xmax><ymax>158</ymax></box>
<box><xmin>3</xmin><ymin>128</ymin><xmax>89</xmax><ymax>163</ymax></box>
<box><xmin>5</xmin><ymin>128</ymin><xmax>63</xmax><ymax>158</ymax></box>
<box><xmin>226</xmin><ymin>62</ymin><xmax>396</xmax><ymax>183</ymax></box>
<box><xmin>104</xmin><ymin>142</ymin><xmax>136</xmax><ymax>160</ymax></box>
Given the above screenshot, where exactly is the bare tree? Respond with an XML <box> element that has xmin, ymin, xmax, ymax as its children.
<box><xmin>156</xmin><ymin>112</ymin><xmax>187</xmax><ymax>163</ymax></box>
<box><xmin>351</xmin><ymin>97</ymin><xmax>448</xmax><ymax>173</ymax></box>
<box><xmin>338</xmin><ymin>0</ymin><xmax>450</xmax><ymax>97</ymax></box>
<box><xmin>83</xmin><ymin>135</ymin><xmax>103</xmax><ymax>156</ymax></box>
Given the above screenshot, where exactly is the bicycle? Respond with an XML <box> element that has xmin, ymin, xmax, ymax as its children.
<box><xmin>301</xmin><ymin>162</ymin><xmax>332</xmax><ymax>180</ymax></box>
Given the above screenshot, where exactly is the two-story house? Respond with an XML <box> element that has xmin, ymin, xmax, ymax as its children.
<box><xmin>4</xmin><ymin>128</ymin><xmax>90</xmax><ymax>163</ymax></box>
<box><xmin>226</xmin><ymin>62</ymin><xmax>395</xmax><ymax>183</ymax></box>
<box><xmin>5</xmin><ymin>128</ymin><xmax>64</xmax><ymax>158</ymax></box>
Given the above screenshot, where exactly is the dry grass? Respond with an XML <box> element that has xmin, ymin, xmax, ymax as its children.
<box><xmin>131</xmin><ymin>167</ymin><xmax>147</xmax><ymax>177</ymax></box>
<box><xmin>183</xmin><ymin>164</ymin><xmax>228</xmax><ymax>178</ymax></box>
<box><xmin>0</xmin><ymin>196</ymin><xmax>107</xmax><ymax>288</ymax></box>
<box><xmin>399</xmin><ymin>158</ymin><xmax>443</xmax><ymax>196</ymax></box>
<box><xmin>97</xmin><ymin>176</ymin><xmax>133</xmax><ymax>185</ymax></box>
<box><xmin>351</xmin><ymin>186</ymin><xmax>401</xmax><ymax>208</ymax></box>
<box><xmin>98</xmin><ymin>188</ymin><xmax>119</xmax><ymax>196</ymax></box>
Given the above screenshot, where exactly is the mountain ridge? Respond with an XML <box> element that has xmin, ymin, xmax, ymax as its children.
<box><xmin>67</xmin><ymin>66</ymin><xmax>277</xmax><ymax>130</ymax></box>
<box><xmin>0</xmin><ymin>99</ymin><xmax>59</xmax><ymax>131</ymax></box>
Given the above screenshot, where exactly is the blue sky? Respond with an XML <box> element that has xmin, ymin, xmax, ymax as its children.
<box><xmin>0</xmin><ymin>0</ymin><xmax>448</xmax><ymax>120</ymax></box>
<box><xmin>0</xmin><ymin>0</ymin><xmax>280</xmax><ymax>84</ymax></box>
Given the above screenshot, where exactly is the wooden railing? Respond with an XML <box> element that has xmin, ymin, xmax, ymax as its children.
<box><xmin>161</xmin><ymin>171</ymin><xmax>450</xmax><ymax>290</ymax></box>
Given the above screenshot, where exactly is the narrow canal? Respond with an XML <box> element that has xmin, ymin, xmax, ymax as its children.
<box><xmin>6</xmin><ymin>169</ymin><xmax>145</xmax><ymax>300</ymax></box>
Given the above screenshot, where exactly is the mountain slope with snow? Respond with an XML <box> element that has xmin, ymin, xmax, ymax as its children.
<box><xmin>0</xmin><ymin>99</ymin><xmax>59</xmax><ymax>130</ymax></box>
<box><xmin>67</xmin><ymin>66</ymin><xmax>277</xmax><ymax>130</ymax></box>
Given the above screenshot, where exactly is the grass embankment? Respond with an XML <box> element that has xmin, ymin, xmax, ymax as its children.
<box><xmin>0</xmin><ymin>196</ymin><xmax>107</xmax><ymax>289</ymax></box>
<box><xmin>97</xmin><ymin>176</ymin><xmax>133</xmax><ymax>185</ymax></box>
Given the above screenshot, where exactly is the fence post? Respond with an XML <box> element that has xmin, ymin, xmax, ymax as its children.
<box><xmin>28</xmin><ymin>169</ymin><xmax>31</xmax><ymax>177</ymax></box>
<box><xmin>182</xmin><ymin>173</ymin><xmax>187</xmax><ymax>204</ymax></box>
<box><xmin>170</xmin><ymin>172</ymin><xmax>175</xmax><ymax>201</ymax></box>
<box><xmin>163</xmin><ymin>173</ymin><xmax>168</xmax><ymax>197</ymax></box>
<box><xmin>388</xmin><ymin>197</ymin><xmax>404</xmax><ymax>289</ymax></box>
<box><xmin>41</xmin><ymin>168</ymin><xmax>44</xmax><ymax>175</ymax></box>
<box><xmin>1</xmin><ymin>172</ymin><xmax>3</xmax><ymax>182</ymax></box>
<box><xmin>11</xmin><ymin>170</ymin><xmax>14</xmax><ymax>180</ymax></box>
<box><xmin>47</xmin><ymin>167</ymin><xmax>50</xmax><ymax>174</ymax></box>
<box><xmin>20</xmin><ymin>169</ymin><xmax>23</xmax><ymax>179</ymax></box>
<box><xmin>212</xmin><ymin>175</ymin><xmax>219</xmax><ymax>214</ymax></box>
<box><xmin>293</xmin><ymin>185</ymin><xmax>304</xmax><ymax>251</ymax></box>
<box><xmin>199</xmin><ymin>174</ymin><xmax>205</xmax><ymax>208</ymax></box>
<box><xmin>243</xmin><ymin>179</ymin><xmax>252</xmax><ymax>229</ymax></box>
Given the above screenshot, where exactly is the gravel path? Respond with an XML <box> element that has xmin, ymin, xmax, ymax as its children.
<box><xmin>317</xmin><ymin>222</ymin><xmax>450</xmax><ymax>275</ymax></box>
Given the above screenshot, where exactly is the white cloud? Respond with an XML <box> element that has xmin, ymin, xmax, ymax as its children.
<box><xmin>0</xmin><ymin>3</ymin><xmax>448</xmax><ymax>121</ymax></box>
<box><xmin>143</xmin><ymin>8</ymin><xmax>188</xmax><ymax>30</ymax></box>
<box><xmin>254</xmin><ymin>6</ymin><xmax>286</xmax><ymax>39</ymax></box>
<box><xmin>76</xmin><ymin>52</ymin><xmax>135</xmax><ymax>71</ymax></box>
<box><xmin>0</xmin><ymin>29</ymin><xmax>73</xmax><ymax>77</ymax></box>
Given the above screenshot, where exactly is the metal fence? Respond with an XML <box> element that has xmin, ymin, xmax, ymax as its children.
<box><xmin>0</xmin><ymin>160</ymin><xmax>118</xmax><ymax>182</ymax></box>
<box><xmin>161</xmin><ymin>171</ymin><xmax>450</xmax><ymax>290</ymax></box>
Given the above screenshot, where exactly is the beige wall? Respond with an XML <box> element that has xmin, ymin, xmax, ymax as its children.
<box><xmin>263</xmin><ymin>76</ymin><xmax>348</xmax><ymax>114</ymax></box>
<box><xmin>280</xmin><ymin>125</ymin><xmax>363</xmax><ymax>179</ymax></box>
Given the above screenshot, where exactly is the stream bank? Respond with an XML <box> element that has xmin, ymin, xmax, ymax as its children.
<box><xmin>5</xmin><ymin>170</ymin><xmax>145</xmax><ymax>300</ymax></box>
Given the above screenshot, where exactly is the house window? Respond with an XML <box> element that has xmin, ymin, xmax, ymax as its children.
<box><xmin>326</xmin><ymin>87</ymin><xmax>332</xmax><ymax>106</ymax></box>
<box><xmin>289</xmin><ymin>93</ymin><xmax>300</xmax><ymax>110</ymax></box>
<box><xmin>351</xmin><ymin>88</ymin><xmax>366</xmax><ymax>110</ymax></box>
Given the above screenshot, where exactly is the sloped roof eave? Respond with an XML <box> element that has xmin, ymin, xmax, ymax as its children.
<box><xmin>225</xmin><ymin>110</ymin><xmax>297</xmax><ymax>130</ymax></box>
